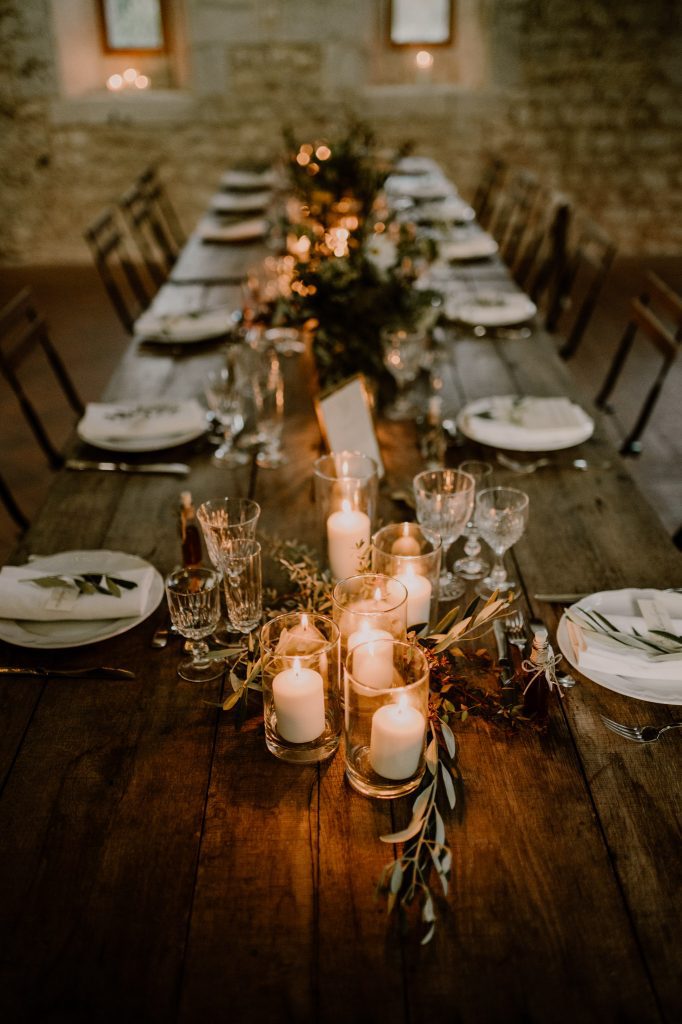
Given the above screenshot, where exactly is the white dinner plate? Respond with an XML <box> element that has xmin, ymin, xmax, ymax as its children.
<box><xmin>210</xmin><ymin>191</ymin><xmax>272</xmax><ymax>214</ymax></box>
<box><xmin>440</xmin><ymin>233</ymin><xmax>499</xmax><ymax>261</ymax></box>
<box><xmin>199</xmin><ymin>217</ymin><xmax>269</xmax><ymax>244</ymax></box>
<box><xmin>451</xmin><ymin>292</ymin><xmax>537</xmax><ymax>327</ymax></box>
<box><xmin>457</xmin><ymin>395</ymin><xmax>595</xmax><ymax>451</ymax></box>
<box><xmin>0</xmin><ymin>551</ymin><xmax>164</xmax><ymax>650</ymax></box>
<box><xmin>133</xmin><ymin>308</ymin><xmax>234</xmax><ymax>344</ymax></box>
<box><xmin>220</xmin><ymin>169</ymin><xmax>278</xmax><ymax>191</ymax></box>
<box><xmin>557</xmin><ymin>589</ymin><xmax>682</xmax><ymax>705</ymax></box>
<box><xmin>77</xmin><ymin>425</ymin><xmax>207</xmax><ymax>453</ymax></box>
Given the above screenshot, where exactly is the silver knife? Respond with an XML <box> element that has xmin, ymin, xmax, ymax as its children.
<box><xmin>534</xmin><ymin>593</ymin><xmax>590</xmax><ymax>603</ymax></box>
<box><xmin>66</xmin><ymin>459</ymin><xmax>189</xmax><ymax>476</ymax></box>
<box><xmin>0</xmin><ymin>666</ymin><xmax>136</xmax><ymax>680</ymax></box>
<box><xmin>493</xmin><ymin>620</ymin><xmax>514</xmax><ymax>684</ymax></box>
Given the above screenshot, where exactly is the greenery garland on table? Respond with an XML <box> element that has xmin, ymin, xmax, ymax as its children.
<box><xmin>211</xmin><ymin>537</ymin><xmax>547</xmax><ymax>943</ymax></box>
<box><xmin>280</xmin><ymin>121</ymin><xmax>440</xmax><ymax>393</ymax></box>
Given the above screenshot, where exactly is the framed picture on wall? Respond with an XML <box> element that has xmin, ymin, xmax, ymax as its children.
<box><xmin>389</xmin><ymin>0</ymin><xmax>453</xmax><ymax>46</ymax></box>
<box><xmin>98</xmin><ymin>0</ymin><xmax>168</xmax><ymax>53</ymax></box>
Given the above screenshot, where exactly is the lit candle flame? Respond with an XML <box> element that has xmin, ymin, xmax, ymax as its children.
<box><xmin>373</xmin><ymin>587</ymin><xmax>382</xmax><ymax>603</ymax></box>
<box><xmin>301</xmin><ymin>613</ymin><xmax>309</xmax><ymax>631</ymax></box>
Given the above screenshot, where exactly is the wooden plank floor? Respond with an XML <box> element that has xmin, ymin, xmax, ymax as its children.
<box><xmin>0</xmin><ymin>255</ymin><xmax>680</xmax><ymax>565</ymax></box>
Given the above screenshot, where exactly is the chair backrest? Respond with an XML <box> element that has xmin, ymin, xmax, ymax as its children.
<box><xmin>513</xmin><ymin>190</ymin><xmax>572</xmax><ymax>304</ymax></box>
<box><xmin>545</xmin><ymin>215</ymin><xmax>617</xmax><ymax>359</ymax></box>
<box><xmin>84</xmin><ymin>208</ymin><xmax>153</xmax><ymax>333</ymax></box>
<box><xmin>0</xmin><ymin>470</ymin><xmax>29</xmax><ymax>533</ymax></box>
<box><xmin>595</xmin><ymin>272</ymin><xmax>682</xmax><ymax>454</ymax></box>
<box><xmin>472</xmin><ymin>154</ymin><xmax>508</xmax><ymax>230</ymax></box>
<box><xmin>0</xmin><ymin>288</ymin><xmax>84</xmax><ymax>469</ymax></box>
<box><xmin>488</xmin><ymin>169</ymin><xmax>541</xmax><ymax>267</ymax></box>
<box><xmin>119</xmin><ymin>166</ymin><xmax>184</xmax><ymax>283</ymax></box>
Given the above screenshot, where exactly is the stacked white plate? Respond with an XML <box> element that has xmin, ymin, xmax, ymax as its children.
<box><xmin>133</xmin><ymin>307</ymin><xmax>234</xmax><ymax>345</ymax></box>
<box><xmin>0</xmin><ymin>551</ymin><xmax>163</xmax><ymax>649</ymax></box>
<box><xmin>557</xmin><ymin>589</ymin><xmax>682</xmax><ymax>704</ymax></box>
<box><xmin>77</xmin><ymin>399</ymin><xmax>208</xmax><ymax>452</ymax></box>
<box><xmin>457</xmin><ymin>395</ymin><xmax>594</xmax><ymax>451</ymax></box>
<box><xmin>447</xmin><ymin>291</ymin><xmax>537</xmax><ymax>327</ymax></box>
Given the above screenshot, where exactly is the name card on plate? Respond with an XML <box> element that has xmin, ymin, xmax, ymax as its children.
<box><xmin>314</xmin><ymin>375</ymin><xmax>385</xmax><ymax>478</ymax></box>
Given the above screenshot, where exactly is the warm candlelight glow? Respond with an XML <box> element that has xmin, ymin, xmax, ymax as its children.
<box><xmin>106</xmin><ymin>74</ymin><xmax>124</xmax><ymax>91</ymax></box>
<box><xmin>316</xmin><ymin>145</ymin><xmax>332</xmax><ymax>160</ymax></box>
<box><xmin>416</xmin><ymin>50</ymin><xmax>434</xmax><ymax>69</ymax></box>
<box><xmin>135</xmin><ymin>74</ymin><xmax>150</xmax><ymax>89</ymax></box>
<box><xmin>123</xmin><ymin>67</ymin><xmax>139</xmax><ymax>83</ymax></box>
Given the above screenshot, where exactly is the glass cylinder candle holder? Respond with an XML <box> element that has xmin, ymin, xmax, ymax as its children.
<box><xmin>261</xmin><ymin>612</ymin><xmax>341</xmax><ymax>764</ymax></box>
<box><xmin>344</xmin><ymin>639</ymin><xmax>429</xmax><ymax>799</ymax></box>
<box><xmin>332</xmin><ymin>573</ymin><xmax>408</xmax><ymax>690</ymax></box>
<box><xmin>313</xmin><ymin>451</ymin><xmax>378</xmax><ymax>581</ymax></box>
<box><xmin>371</xmin><ymin>522</ymin><xmax>442</xmax><ymax>631</ymax></box>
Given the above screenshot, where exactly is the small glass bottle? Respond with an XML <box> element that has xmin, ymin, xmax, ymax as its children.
<box><xmin>523</xmin><ymin>627</ymin><xmax>550</xmax><ymax>719</ymax></box>
<box><xmin>420</xmin><ymin>395</ymin><xmax>446</xmax><ymax>469</ymax></box>
<box><xmin>180</xmin><ymin>491</ymin><xmax>203</xmax><ymax>568</ymax></box>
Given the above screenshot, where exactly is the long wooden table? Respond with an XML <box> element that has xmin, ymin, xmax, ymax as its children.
<box><xmin>1</xmin><ymin>189</ymin><xmax>681</xmax><ymax>1024</ymax></box>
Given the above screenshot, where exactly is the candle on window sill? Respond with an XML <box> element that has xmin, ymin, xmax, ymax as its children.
<box><xmin>369</xmin><ymin>697</ymin><xmax>426</xmax><ymax>780</ymax></box>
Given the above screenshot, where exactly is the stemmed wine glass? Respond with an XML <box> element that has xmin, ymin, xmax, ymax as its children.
<box><xmin>165</xmin><ymin>567</ymin><xmax>222</xmax><ymax>682</ymax></box>
<box><xmin>413</xmin><ymin>468</ymin><xmax>475</xmax><ymax>600</ymax></box>
<box><xmin>475</xmin><ymin>486</ymin><xmax>530</xmax><ymax>598</ymax></box>
<box><xmin>381</xmin><ymin>327</ymin><xmax>424</xmax><ymax>420</ymax></box>
<box><xmin>196</xmin><ymin>497</ymin><xmax>261</xmax><ymax>644</ymax></box>
<box><xmin>254</xmin><ymin>347</ymin><xmax>286</xmax><ymax>469</ymax></box>
<box><xmin>454</xmin><ymin>460</ymin><xmax>493</xmax><ymax>580</ymax></box>
<box><xmin>204</xmin><ymin>366</ymin><xmax>249</xmax><ymax>468</ymax></box>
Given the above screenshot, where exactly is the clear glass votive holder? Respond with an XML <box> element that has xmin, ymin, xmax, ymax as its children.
<box><xmin>332</xmin><ymin>573</ymin><xmax>408</xmax><ymax>687</ymax></box>
<box><xmin>371</xmin><ymin>522</ymin><xmax>442</xmax><ymax>631</ymax></box>
<box><xmin>313</xmin><ymin>451</ymin><xmax>379</xmax><ymax>581</ymax></box>
<box><xmin>261</xmin><ymin>612</ymin><xmax>342</xmax><ymax>764</ymax></box>
<box><xmin>344</xmin><ymin>639</ymin><xmax>430</xmax><ymax>799</ymax></box>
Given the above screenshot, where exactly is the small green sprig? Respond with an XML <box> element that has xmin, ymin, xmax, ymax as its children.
<box><xmin>21</xmin><ymin>573</ymin><xmax>138</xmax><ymax>598</ymax></box>
<box><xmin>378</xmin><ymin>713</ymin><xmax>457</xmax><ymax>945</ymax></box>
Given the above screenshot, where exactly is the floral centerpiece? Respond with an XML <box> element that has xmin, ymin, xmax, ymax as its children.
<box><xmin>280</xmin><ymin>121</ymin><xmax>440</xmax><ymax>394</ymax></box>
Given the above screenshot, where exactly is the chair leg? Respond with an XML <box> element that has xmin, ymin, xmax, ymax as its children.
<box><xmin>0</xmin><ymin>473</ymin><xmax>29</xmax><ymax>532</ymax></box>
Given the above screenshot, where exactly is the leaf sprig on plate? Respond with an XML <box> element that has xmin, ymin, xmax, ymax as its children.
<box><xmin>566</xmin><ymin>607</ymin><xmax>682</xmax><ymax>661</ymax></box>
<box><xmin>21</xmin><ymin>573</ymin><xmax>138</xmax><ymax>598</ymax></box>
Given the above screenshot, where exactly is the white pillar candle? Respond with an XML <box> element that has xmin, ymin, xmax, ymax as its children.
<box><xmin>348</xmin><ymin>627</ymin><xmax>394</xmax><ymax>688</ymax></box>
<box><xmin>394</xmin><ymin>568</ymin><xmax>432</xmax><ymax>628</ymax></box>
<box><xmin>272</xmin><ymin>658</ymin><xmax>326</xmax><ymax>744</ymax></box>
<box><xmin>369</xmin><ymin>699</ymin><xmax>426</xmax><ymax>780</ymax></box>
<box><xmin>327</xmin><ymin>500</ymin><xmax>370</xmax><ymax>580</ymax></box>
<box><xmin>391</xmin><ymin>526</ymin><xmax>421</xmax><ymax>557</ymax></box>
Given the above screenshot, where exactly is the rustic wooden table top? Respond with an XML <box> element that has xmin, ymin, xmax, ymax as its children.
<box><xmin>1</xmin><ymin>197</ymin><xmax>681</xmax><ymax>1024</ymax></box>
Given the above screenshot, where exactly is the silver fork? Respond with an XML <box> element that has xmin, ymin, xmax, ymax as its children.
<box><xmin>600</xmin><ymin>715</ymin><xmax>682</xmax><ymax>744</ymax></box>
<box><xmin>506</xmin><ymin>610</ymin><xmax>528</xmax><ymax>653</ymax></box>
<box><xmin>496</xmin><ymin>453</ymin><xmax>612</xmax><ymax>475</ymax></box>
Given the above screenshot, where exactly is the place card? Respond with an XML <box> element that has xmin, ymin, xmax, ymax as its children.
<box><xmin>314</xmin><ymin>374</ymin><xmax>385</xmax><ymax>478</ymax></box>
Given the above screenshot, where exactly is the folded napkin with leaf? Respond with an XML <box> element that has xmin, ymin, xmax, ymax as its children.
<box><xmin>566</xmin><ymin>603</ymin><xmax>682</xmax><ymax>681</ymax></box>
<box><xmin>78</xmin><ymin>400</ymin><xmax>206</xmax><ymax>443</ymax></box>
<box><xmin>465</xmin><ymin>396</ymin><xmax>592</xmax><ymax>448</ymax></box>
<box><xmin>0</xmin><ymin>566</ymin><xmax>156</xmax><ymax>621</ymax></box>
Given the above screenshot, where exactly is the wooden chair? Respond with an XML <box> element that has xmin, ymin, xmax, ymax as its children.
<box><xmin>0</xmin><ymin>471</ymin><xmax>29</xmax><ymax>533</ymax></box>
<box><xmin>512</xmin><ymin>190</ymin><xmax>571</xmax><ymax>306</ymax></box>
<box><xmin>471</xmin><ymin>154</ymin><xmax>507</xmax><ymax>230</ymax></box>
<box><xmin>119</xmin><ymin>166</ymin><xmax>184</xmax><ymax>285</ymax></box>
<box><xmin>0</xmin><ymin>288</ymin><xmax>84</xmax><ymax>470</ymax></box>
<box><xmin>545</xmin><ymin>216</ymin><xmax>617</xmax><ymax>359</ymax></box>
<box><xmin>84</xmin><ymin>208</ymin><xmax>153</xmax><ymax>333</ymax></box>
<box><xmin>595</xmin><ymin>272</ymin><xmax>682</xmax><ymax>455</ymax></box>
<box><xmin>488</xmin><ymin>169</ymin><xmax>541</xmax><ymax>268</ymax></box>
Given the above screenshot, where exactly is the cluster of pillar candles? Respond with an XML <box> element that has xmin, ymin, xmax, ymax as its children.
<box><xmin>260</xmin><ymin>451</ymin><xmax>437</xmax><ymax>798</ymax></box>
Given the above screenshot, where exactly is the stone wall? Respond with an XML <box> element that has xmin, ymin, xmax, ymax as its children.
<box><xmin>0</xmin><ymin>0</ymin><xmax>680</xmax><ymax>264</ymax></box>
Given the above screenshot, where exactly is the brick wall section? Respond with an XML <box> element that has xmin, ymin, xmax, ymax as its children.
<box><xmin>0</xmin><ymin>0</ymin><xmax>680</xmax><ymax>264</ymax></box>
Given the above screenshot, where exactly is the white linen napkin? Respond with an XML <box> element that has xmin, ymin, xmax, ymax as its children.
<box><xmin>464</xmin><ymin>397</ymin><xmax>591</xmax><ymax>448</ymax></box>
<box><xmin>78</xmin><ymin>400</ymin><xmax>206</xmax><ymax>443</ymax></box>
<box><xmin>0</xmin><ymin>566</ymin><xmax>156</xmax><ymax>621</ymax></box>
<box><xmin>566</xmin><ymin>615</ymin><xmax>682</xmax><ymax>681</ymax></box>
<box><xmin>210</xmin><ymin>191</ymin><xmax>272</xmax><ymax>213</ymax></box>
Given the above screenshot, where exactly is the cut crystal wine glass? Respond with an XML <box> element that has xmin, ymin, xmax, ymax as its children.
<box><xmin>165</xmin><ymin>567</ymin><xmax>222</xmax><ymax>682</ymax></box>
<box><xmin>413</xmin><ymin>468</ymin><xmax>475</xmax><ymax>600</ymax></box>
<box><xmin>454</xmin><ymin>460</ymin><xmax>493</xmax><ymax>579</ymax></box>
<box><xmin>475</xmin><ymin>486</ymin><xmax>530</xmax><ymax>597</ymax></box>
